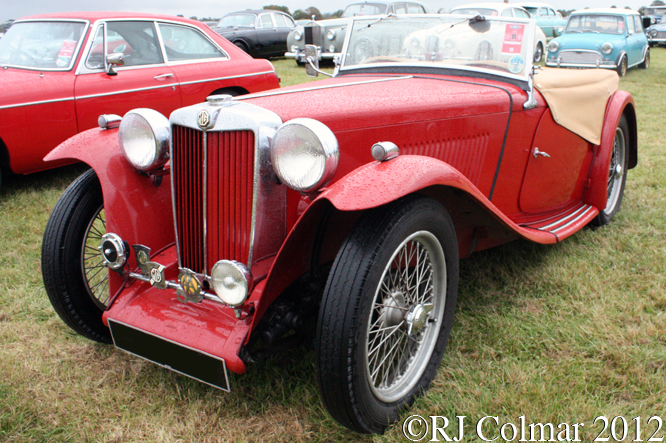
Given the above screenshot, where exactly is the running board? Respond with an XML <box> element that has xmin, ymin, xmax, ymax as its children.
<box><xmin>517</xmin><ymin>203</ymin><xmax>598</xmax><ymax>240</ymax></box>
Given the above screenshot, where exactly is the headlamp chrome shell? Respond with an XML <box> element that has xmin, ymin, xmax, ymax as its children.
<box><xmin>270</xmin><ymin>118</ymin><xmax>339</xmax><ymax>193</ymax></box>
<box><xmin>548</xmin><ymin>40</ymin><xmax>559</xmax><ymax>52</ymax></box>
<box><xmin>601</xmin><ymin>42</ymin><xmax>613</xmax><ymax>55</ymax></box>
<box><xmin>118</xmin><ymin>108</ymin><xmax>170</xmax><ymax>171</ymax></box>
<box><xmin>294</xmin><ymin>30</ymin><xmax>303</xmax><ymax>41</ymax></box>
<box><xmin>210</xmin><ymin>260</ymin><xmax>253</xmax><ymax>307</ymax></box>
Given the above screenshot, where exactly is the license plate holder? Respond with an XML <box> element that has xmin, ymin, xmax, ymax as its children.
<box><xmin>109</xmin><ymin>320</ymin><xmax>230</xmax><ymax>391</ymax></box>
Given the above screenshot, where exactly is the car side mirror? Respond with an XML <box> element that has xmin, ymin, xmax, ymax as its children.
<box><xmin>105</xmin><ymin>52</ymin><xmax>125</xmax><ymax>76</ymax></box>
<box><xmin>305</xmin><ymin>44</ymin><xmax>319</xmax><ymax>77</ymax></box>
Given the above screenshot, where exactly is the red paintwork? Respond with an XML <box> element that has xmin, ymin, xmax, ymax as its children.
<box><xmin>1</xmin><ymin>12</ymin><xmax>279</xmax><ymax>175</ymax></box>
<box><xmin>45</xmin><ymin>68</ymin><xmax>637</xmax><ymax>374</ymax></box>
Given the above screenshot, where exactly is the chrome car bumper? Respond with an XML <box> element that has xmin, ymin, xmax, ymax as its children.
<box><xmin>285</xmin><ymin>50</ymin><xmax>338</xmax><ymax>62</ymax></box>
<box><xmin>546</xmin><ymin>50</ymin><xmax>617</xmax><ymax>69</ymax></box>
<box><xmin>545</xmin><ymin>60</ymin><xmax>618</xmax><ymax>69</ymax></box>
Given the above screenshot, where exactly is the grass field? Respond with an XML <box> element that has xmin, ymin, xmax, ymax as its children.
<box><xmin>1</xmin><ymin>52</ymin><xmax>665</xmax><ymax>442</ymax></box>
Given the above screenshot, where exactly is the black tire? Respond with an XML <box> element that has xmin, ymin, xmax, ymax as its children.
<box><xmin>591</xmin><ymin>115</ymin><xmax>629</xmax><ymax>227</ymax></box>
<box><xmin>234</xmin><ymin>40</ymin><xmax>249</xmax><ymax>54</ymax></box>
<box><xmin>534</xmin><ymin>42</ymin><xmax>544</xmax><ymax>63</ymax></box>
<box><xmin>316</xmin><ymin>196</ymin><xmax>459</xmax><ymax>434</ymax></box>
<box><xmin>616</xmin><ymin>55</ymin><xmax>627</xmax><ymax>77</ymax></box>
<box><xmin>639</xmin><ymin>49</ymin><xmax>650</xmax><ymax>69</ymax></box>
<box><xmin>42</xmin><ymin>169</ymin><xmax>111</xmax><ymax>343</ymax></box>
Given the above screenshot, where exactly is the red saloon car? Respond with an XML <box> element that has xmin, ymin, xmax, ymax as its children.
<box><xmin>0</xmin><ymin>12</ymin><xmax>280</xmax><ymax>188</ymax></box>
<box><xmin>42</xmin><ymin>15</ymin><xmax>636</xmax><ymax>434</ymax></box>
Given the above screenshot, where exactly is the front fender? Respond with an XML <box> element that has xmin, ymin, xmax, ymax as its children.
<box><xmin>44</xmin><ymin>128</ymin><xmax>175</xmax><ymax>290</ymax></box>
<box><xmin>585</xmin><ymin>91</ymin><xmax>636</xmax><ymax>210</ymax></box>
<box><xmin>319</xmin><ymin>155</ymin><xmax>484</xmax><ymax>211</ymax></box>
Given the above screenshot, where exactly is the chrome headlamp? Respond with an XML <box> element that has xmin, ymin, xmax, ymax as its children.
<box><xmin>210</xmin><ymin>260</ymin><xmax>253</xmax><ymax>307</ymax></box>
<box><xmin>294</xmin><ymin>29</ymin><xmax>303</xmax><ymax>41</ymax></box>
<box><xmin>270</xmin><ymin>118</ymin><xmax>339</xmax><ymax>193</ymax></box>
<box><xmin>601</xmin><ymin>42</ymin><xmax>613</xmax><ymax>55</ymax></box>
<box><xmin>118</xmin><ymin>109</ymin><xmax>170</xmax><ymax>171</ymax></box>
<box><xmin>649</xmin><ymin>29</ymin><xmax>658</xmax><ymax>37</ymax></box>
<box><xmin>548</xmin><ymin>40</ymin><xmax>559</xmax><ymax>52</ymax></box>
<box><xmin>326</xmin><ymin>29</ymin><xmax>336</xmax><ymax>40</ymax></box>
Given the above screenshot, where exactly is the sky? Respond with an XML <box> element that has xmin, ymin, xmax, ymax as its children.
<box><xmin>0</xmin><ymin>0</ymin><xmax>653</xmax><ymax>23</ymax></box>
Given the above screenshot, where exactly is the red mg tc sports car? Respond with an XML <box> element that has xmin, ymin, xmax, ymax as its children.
<box><xmin>0</xmin><ymin>12</ymin><xmax>279</xmax><ymax>188</ymax></box>
<box><xmin>42</xmin><ymin>14</ymin><xmax>636</xmax><ymax>434</ymax></box>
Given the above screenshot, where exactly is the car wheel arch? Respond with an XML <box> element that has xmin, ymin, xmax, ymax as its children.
<box><xmin>584</xmin><ymin>95</ymin><xmax>637</xmax><ymax>211</ymax></box>
<box><xmin>210</xmin><ymin>86</ymin><xmax>249</xmax><ymax>97</ymax></box>
<box><xmin>249</xmin><ymin>180</ymin><xmax>514</xmax><ymax>335</ymax></box>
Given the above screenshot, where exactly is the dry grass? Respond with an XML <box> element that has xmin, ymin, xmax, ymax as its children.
<box><xmin>1</xmin><ymin>52</ymin><xmax>665</xmax><ymax>442</ymax></box>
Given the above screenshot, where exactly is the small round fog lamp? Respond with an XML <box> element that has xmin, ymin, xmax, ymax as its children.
<box><xmin>100</xmin><ymin>233</ymin><xmax>127</xmax><ymax>270</ymax></box>
<box><xmin>210</xmin><ymin>260</ymin><xmax>253</xmax><ymax>307</ymax></box>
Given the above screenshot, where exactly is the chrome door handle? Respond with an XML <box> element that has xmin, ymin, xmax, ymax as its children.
<box><xmin>533</xmin><ymin>147</ymin><xmax>551</xmax><ymax>158</ymax></box>
<box><xmin>154</xmin><ymin>73</ymin><xmax>174</xmax><ymax>80</ymax></box>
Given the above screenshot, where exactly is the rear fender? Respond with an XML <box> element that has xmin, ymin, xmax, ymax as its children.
<box><xmin>585</xmin><ymin>91</ymin><xmax>636</xmax><ymax>210</ymax></box>
<box><xmin>44</xmin><ymin>128</ymin><xmax>174</xmax><ymax>295</ymax></box>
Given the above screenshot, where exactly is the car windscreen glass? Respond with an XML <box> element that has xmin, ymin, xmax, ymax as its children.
<box><xmin>217</xmin><ymin>14</ymin><xmax>256</xmax><ymax>28</ymax></box>
<box><xmin>566</xmin><ymin>14</ymin><xmax>625</xmax><ymax>35</ymax></box>
<box><xmin>159</xmin><ymin>23</ymin><xmax>227</xmax><ymax>61</ymax></box>
<box><xmin>343</xmin><ymin>3</ymin><xmax>389</xmax><ymax>17</ymax></box>
<box><xmin>450</xmin><ymin>8</ymin><xmax>498</xmax><ymax>16</ymax></box>
<box><xmin>0</xmin><ymin>21</ymin><xmax>86</xmax><ymax>70</ymax></box>
<box><xmin>341</xmin><ymin>15</ymin><xmax>534</xmax><ymax>81</ymax></box>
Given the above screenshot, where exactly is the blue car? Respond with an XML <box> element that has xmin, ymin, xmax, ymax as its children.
<box><xmin>546</xmin><ymin>8</ymin><xmax>649</xmax><ymax>77</ymax></box>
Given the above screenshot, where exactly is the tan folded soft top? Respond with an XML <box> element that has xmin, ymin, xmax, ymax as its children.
<box><xmin>534</xmin><ymin>68</ymin><xmax>619</xmax><ymax>145</ymax></box>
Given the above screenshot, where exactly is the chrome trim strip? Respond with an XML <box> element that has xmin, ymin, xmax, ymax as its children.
<box><xmin>168</xmin><ymin>127</ymin><xmax>184</xmax><ymax>270</ymax></box>
<box><xmin>203</xmin><ymin>132</ymin><xmax>209</xmax><ymax>274</ymax></box>
<box><xmin>551</xmin><ymin>205</ymin><xmax>594</xmax><ymax>233</ymax></box>
<box><xmin>540</xmin><ymin>204</ymin><xmax>588</xmax><ymax>230</ymax></box>
<box><xmin>178</xmin><ymin>70</ymin><xmax>276</xmax><ymax>86</ymax></box>
<box><xmin>236</xmin><ymin>75</ymin><xmax>413</xmax><ymax>101</ymax></box>
<box><xmin>0</xmin><ymin>97</ymin><xmax>75</xmax><ymax>110</ymax></box>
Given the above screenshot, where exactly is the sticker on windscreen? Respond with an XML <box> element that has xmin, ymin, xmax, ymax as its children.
<box><xmin>508</xmin><ymin>56</ymin><xmax>525</xmax><ymax>74</ymax></box>
<box><xmin>56</xmin><ymin>40</ymin><xmax>77</xmax><ymax>67</ymax></box>
<box><xmin>502</xmin><ymin>24</ymin><xmax>525</xmax><ymax>54</ymax></box>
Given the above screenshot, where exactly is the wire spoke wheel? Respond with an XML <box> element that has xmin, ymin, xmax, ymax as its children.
<box><xmin>366</xmin><ymin>231</ymin><xmax>445</xmax><ymax>402</ymax></box>
<box><xmin>81</xmin><ymin>206</ymin><xmax>109</xmax><ymax>309</ymax></box>
<box><xmin>42</xmin><ymin>169</ymin><xmax>112</xmax><ymax>343</ymax></box>
<box><xmin>316</xmin><ymin>197</ymin><xmax>459</xmax><ymax>433</ymax></box>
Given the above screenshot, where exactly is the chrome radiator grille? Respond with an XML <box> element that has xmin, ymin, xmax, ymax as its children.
<box><xmin>558</xmin><ymin>50</ymin><xmax>602</xmax><ymax>64</ymax></box>
<box><xmin>304</xmin><ymin>23</ymin><xmax>323</xmax><ymax>48</ymax></box>
<box><xmin>171</xmin><ymin>125</ymin><xmax>255</xmax><ymax>274</ymax></box>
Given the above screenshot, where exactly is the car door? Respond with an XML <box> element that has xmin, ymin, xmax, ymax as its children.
<box><xmin>156</xmin><ymin>22</ymin><xmax>239</xmax><ymax>105</ymax></box>
<box><xmin>255</xmin><ymin>13</ymin><xmax>282</xmax><ymax>57</ymax></box>
<box><xmin>74</xmin><ymin>20</ymin><xmax>180</xmax><ymax>131</ymax></box>
<box><xmin>624</xmin><ymin>16</ymin><xmax>641</xmax><ymax>65</ymax></box>
<box><xmin>519</xmin><ymin>109</ymin><xmax>592</xmax><ymax>213</ymax></box>
<box><xmin>273</xmin><ymin>13</ymin><xmax>295</xmax><ymax>56</ymax></box>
